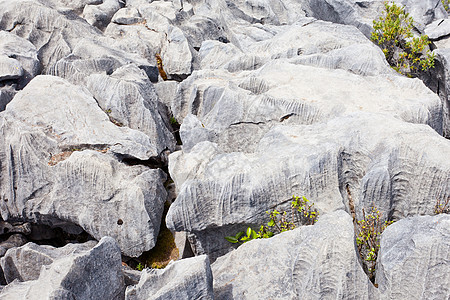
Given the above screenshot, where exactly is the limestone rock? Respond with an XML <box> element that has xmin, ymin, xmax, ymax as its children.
<box><xmin>167</xmin><ymin>114</ymin><xmax>450</xmax><ymax>260</ymax></box>
<box><xmin>0</xmin><ymin>57</ymin><xmax>23</xmax><ymax>82</ymax></box>
<box><xmin>377</xmin><ymin>214</ymin><xmax>450</xmax><ymax>299</ymax></box>
<box><xmin>0</xmin><ymin>75</ymin><xmax>168</xmax><ymax>257</ymax></box>
<box><xmin>431</xmin><ymin>48</ymin><xmax>450</xmax><ymax>137</ymax></box>
<box><xmin>125</xmin><ymin>255</ymin><xmax>214</xmax><ymax>300</ymax></box>
<box><xmin>0</xmin><ymin>31</ymin><xmax>40</xmax><ymax>89</ymax></box>
<box><xmin>85</xmin><ymin>64</ymin><xmax>176</xmax><ymax>155</ymax></box>
<box><xmin>173</xmin><ymin>60</ymin><xmax>442</xmax><ymax>154</ymax></box>
<box><xmin>0</xmin><ymin>237</ymin><xmax>125</xmax><ymax>300</ymax></box>
<box><xmin>111</xmin><ymin>7</ymin><xmax>142</xmax><ymax>25</ymax></box>
<box><xmin>0</xmin><ymin>235</ymin><xmax>28</xmax><ymax>257</ymax></box>
<box><xmin>1</xmin><ymin>241</ymin><xmax>96</xmax><ymax>284</ymax></box>
<box><xmin>0</xmin><ymin>88</ymin><xmax>15</xmax><ymax>112</ymax></box>
<box><xmin>425</xmin><ymin>18</ymin><xmax>450</xmax><ymax>40</ymax></box>
<box><xmin>212</xmin><ymin>210</ymin><xmax>378</xmax><ymax>299</ymax></box>
<box><xmin>83</xmin><ymin>0</ymin><xmax>122</xmax><ymax>29</ymax></box>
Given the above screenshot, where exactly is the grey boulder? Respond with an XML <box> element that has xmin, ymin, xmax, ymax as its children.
<box><xmin>85</xmin><ymin>64</ymin><xmax>176</xmax><ymax>155</ymax></box>
<box><xmin>0</xmin><ymin>237</ymin><xmax>124</xmax><ymax>300</ymax></box>
<box><xmin>167</xmin><ymin>114</ymin><xmax>450</xmax><ymax>260</ymax></box>
<box><xmin>125</xmin><ymin>255</ymin><xmax>214</xmax><ymax>300</ymax></box>
<box><xmin>0</xmin><ymin>31</ymin><xmax>40</xmax><ymax>97</ymax></box>
<box><xmin>212</xmin><ymin>210</ymin><xmax>378</xmax><ymax>299</ymax></box>
<box><xmin>83</xmin><ymin>0</ymin><xmax>122</xmax><ymax>29</ymax></box>
<box><xmin>0</xmin><ymin>75</ymin><xmax>168</xmax><ymax>257</ymax></box>
<box><xmin>1</xmin><ymin>240</ymin><xmax>97</xmax><ymax>284</ymax></box>
<box><xmin>376</xmin><ymin>213</ymin><xmax>450</xmax><ymax>300</ymax></box>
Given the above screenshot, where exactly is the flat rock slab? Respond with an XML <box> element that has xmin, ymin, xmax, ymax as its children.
<box><xmin>173</xmin><ymin>60</ymin><xmax>442</xmax><ymax>154</ymax></box>
<box><xmin>377</xmin><ymin>214</ymin><xmax>450</xmax><ymax>299</ymax></box>
<box><xmin>212</xmin><ymin>210</ymin><xmax>378</xmax><ymax>299</ymax></box>
<box><xmin>125</xmin><ymin>255</ymin><xmax>214</xmax><ymax>300</ymax></box>
<box><xmin>0</xmin><ymin>75</ymin><xmax>168</xmax><ymax>257</ymax></box>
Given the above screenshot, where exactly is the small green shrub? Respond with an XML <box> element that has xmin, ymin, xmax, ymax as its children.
<box><xmin>225</xmin><ymin>196</ymin><xmax>319</xmax><ymax>244</ymax></box>
<box><xmin>136</xmin><ymin>262</ymin><xmax>145</xmax><ymax>271</ymax></box>
<box><xmin>371</xmin><ymin>1</ymin><xmax>435</xmax><ymax>77</ymax></box>
<box><xmin>355</xmin><ymin>206</ymin><xmax>393</xmax><ymax>282</ymax></box>
<box><xmin>434</xmin><ymin>198</ymin><xmax>450</xmax><ymax>214</ymax></box>
<box><xmin>169</xmin><ymin>117</ymin><xmax>179</xmax><ymax>125</ymax></box>
<box><xmin>442</xmin><ymin>0</ymin><xmax>450</xmax><ymax>12</ymax></box>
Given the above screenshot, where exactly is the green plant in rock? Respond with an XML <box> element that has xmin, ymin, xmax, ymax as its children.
<box><xmin>434</xmin><ymin>197</ymin><xmax>450</xmax><ymax>214</ymax></box>
<box><xmin>136</xmin><ymin>262</ymin><xmax>145</xmax><ymax>271</ymax></box>
<box><xmin>169</xmin><ymin>117</ymin><xmax>179</xmax><ymax>126</ymax></box>
<box><xmin>355</xmin><ymin>206</ymin><xmax>393</xmax><ymax>282</ymax></box>
<box><xmin>225</xmin><ymin>227</ymin><xmax>259</xmax><ymax>244</ymax></box>
<box><xmin>371</xmin><ymin>1</ymin><xmax>435</xmax><ymax>77</ymax></box>
<box><xmin>442</xmin><ymin>0</ymin><xmax>450</xmax><ymax>12</ymax></box>
<box><xmin>225</xmin><ymin>196</ymin><xmax>319</xmax><ymax>244</ymax></box>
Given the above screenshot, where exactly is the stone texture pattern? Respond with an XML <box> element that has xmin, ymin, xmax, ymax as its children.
<box><xmin>377</xmin><ymin>214</ymin><xmax>450</xmax><ymax>300</ymax></box>
<box><xmin>167</xmin><ymin>114</ymin><xmax>450</xmax><ymax>260</ymax></box>
<box><xmin>212</xmin><ymin>210</ymin><xmax>379</xmax><ymax>299</ymax></box>
<box><xmin>125</xmin><ymin>255</ymin><xmax>214</xmax><ymax>300</ymax></box>
<box><xmin>1</xmin><ymin>241</ymin><xmax>97</xmax><ymax>284</ymax></box>
<box><xmin>0</xmin><ymin>237</ymin><xmax>124</xmax><ymax>300</ymax></box>
<box><xmin>0</xmin><ymin>75</ymin><xmax>167</xmax><ymax>257</ymax></box>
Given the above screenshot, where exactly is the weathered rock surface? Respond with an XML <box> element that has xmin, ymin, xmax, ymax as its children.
<box><xmin>377</xmin><ymin>213</ymin><xmax>450</xmax><ymax>300</ymax></box>
<box><xmin>1</xmin><ymin>240</ymin><xmax>96</xmax><ymax>284</ymax></box>
<box><xmin>83</xmin><ymin>0</ymin><xmax>121</xmax><ymax>29</ymax></box>
<box><xmin>212</xmin><ymin>210</ymin><xmax>378</xmax><ymax>299</ymax></box>
<box><xmin>125</xmin><ymin>255</ymin><xmax>214</xmax><ymax>300</ymax></box>
<box><xmin>85</xmin><ymin>64</ymin><xmax>176</xmax><ymax>155</ymax></box>
<box><xmin>0</xmin><ymin>0</ymin><xmax>449</xmax><ymax>298</ymax></box>
<box><xmin>0</xmin><ymin>234</ymin><xmax>28</xmax><ymax>257</ymax></box>
<box><xmin>0</xmin><ymin>237</ymin><xmax>124</xmax><ymax>300</ymax></box>
<box><xmin>0</xmin><ymin>75</ymin><xmax>167</xmax><ymax>257</ymax></box>
<box><xmin>167</xmin><ymin>114</ymin><xmax>450</xmax><ymax>259</ymax></box>
<box><xmin>0</xmin><ymin>31</ymin><xmax>40</xmax><ymax>87</ymax></box>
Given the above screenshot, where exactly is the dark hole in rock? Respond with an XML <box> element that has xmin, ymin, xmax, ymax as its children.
<box><xmin>0</xmin><ymin>222</ymin><xmax>95</xmax><ymax>251</ymax></box>
<box><xmin>117</xmin><ymin>154</ymin><xmax>169</xmax><ymax>173</ymax></box>
<box><xmin>168</xmin><ymin>74</ymin><xmax>189</xmax><ymax>82</ymax></box>
<box><xmin>117</xmin><ymin>219</ymin><xmax>124</xmax><ymax>226</ymax></box>
<box><xmin>218</xmin><ymin>36</ymin><xmax>230</xmax><ymax>43</ymax></box>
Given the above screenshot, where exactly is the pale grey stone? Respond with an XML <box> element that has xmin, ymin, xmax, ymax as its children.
<box><xmin>1</xmin><ymin>241</ymin><xmax>96</xmax><ymax>283</ymax></box>
<box><xmin>0</xmin><ymin>237</ymin><xmax>125</xmax><ymax>300</ymax></box>
<box><xmin>0</xmin><ymin>76</ymin><xmax>167</xmax><ymax>257</ymax></box>
<box><xmin>111</xmin><ymin>7</ymin><xmax>142</xmax><ymax>25</ymax></box>
<box><xmin>167</xmin><ymin>114</ymin><xmax>450</xmax><ymax>259</ymax></box>
<box><xmin>212</xmin><ymin>210</ymin><xmax>378</xmax><ymax>299</ymax></box>
<box><xmin>85</xmin><ymin>64</ymin><xmax>176</xmax><ymax>155</ymax></box>
<box><xmin>83</xmin><ymin>0</ymin><xmax>121</xmax><ymax>29</ymax></box>
<box><xmin>377</xmin><ymin>214</ymin><xmax>450</xmax><ymax>300</ymax></box>
<box><xmin>0</xmin><ymin>56</ymin><xmax>23</xmax><ymax>82</ymax></box>
<box><xmin>0</xmin><ymin>87</ymin><xmax>16</xmax><ymax>112</ymax></box>
<box><xmin>432</xmin><ymin>48</ymin><xmax>450</xmax><ymax>137</ymax></box>
<box><xmin>0</xmin><ymin>235</ymin><xmax>28</xmax><ymax>258</ymax></box>
<box><xmin>173</xmin><ymin>60</ymin><xmax>442</xmax><ymax>154</ymax></box>
<box><xmin>125</xmin><ymin>255</ymin><xmax>213</xmax><ymax>300</ymax></box>
<box><xmin>0</xmin><ymin>31</ymin><xmax>40</xmax><ymax>88</ymax></box>
<box><xmin>425</xmin><ymin>18</ymin><xmax>450</xmax><ymax>40</ymax></box>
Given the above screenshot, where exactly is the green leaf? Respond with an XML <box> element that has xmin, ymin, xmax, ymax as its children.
<box><xmin>246</xmin><ymin>227</ymin><xmax>252</xmax><ymax>237</ymax></box>
<box><xmin>267</xmin><ymin>219</ymin><xmax>275</xmax><ymax>227</ymax></box>
<box><xmin>251</xmin><ymin>229</ymin><xmax>258</xmax><ymax>240</ymax></box>
<box><xmin>235</xmin><ymin>231</ymin><xmax>244</xmax><ymax>239</ymax></box>
<box><xmin>225</xmin><ymin>236</ymin><xmax>239</xmax><ymax>243</ymax></box>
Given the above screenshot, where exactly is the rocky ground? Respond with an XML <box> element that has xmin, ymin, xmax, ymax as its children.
<box><xmin>0</xmin><ymin>0</ymin><xmax>449</xmax><ymax>299</ymax></box>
